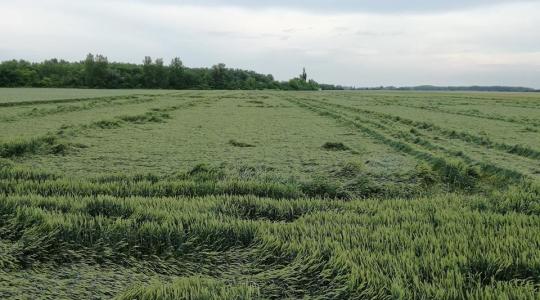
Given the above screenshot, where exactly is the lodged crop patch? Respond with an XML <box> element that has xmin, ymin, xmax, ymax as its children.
<box><xmin>1</xmin><ymin>89</ymin><xmax>539</xmax><ymax>299</ymax></box>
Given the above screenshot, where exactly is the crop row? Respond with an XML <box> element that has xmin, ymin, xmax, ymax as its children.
<box><xmin>0</xmin><ymin>93</ymin><xmax>172</xmax><ymax>108</ymax></box>
<box><xmin>0</xmin><ymin>99</ymin><xmax>206</xmax><ymax>158</ymax></box>
<box><xmin>0</xmin><ymin>178</ymin><xmax>304</xmax><ymax>199</ymax></box>
<box><xmin>1</xmin><ymin>96</ymin><xmax>158</xmax><ymax>122</ymax></box>
<box><xmin>288</xmin><ymin>98</ymin><xmax>527</xmax><ymax>192</ymax></box>
<box><xmin>1</xmin><ymin>193</ymin><xmax>539</xmax><ymax>298</ymax></box>
<box><xmin>116</xmin><ymin>277</ymin><xmax>260</xmax><ymax>300</ymax></box>
<box><xmin>308</xmin><ymin>97</ymin><xmax>540</xmax><ymax>160</ymax></box>
<box><xmin>385</xmin><ymin>101</ymin><xmax>540</xmax><ymax>127</ymax></box>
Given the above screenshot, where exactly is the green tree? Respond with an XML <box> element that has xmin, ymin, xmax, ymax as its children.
<box><xmin>300</xmin><ymin>67</ymin><xmax>307</xmax><ymax>82</ymax></box>
<box><xmin>0</xmin><ymin>54</ymin><xmax>328</xmax><ymax>90</ymax></box>
<box><xmin>84</xmin><ymin>54</ymin><xmax>108</xmax><ymax>88</ymax></box>
<box><xmin>155</xmin><ymin>58</ymin><xmax>167</xmax><ymax>88</ymax></box>
<box><xmin>142</xmin><ymin>56</ymin><xmax>154</xmax><ymax>88</ymax></box>
<box><xmin>210</xmin><ymin>63</ymin><xmax>227</xmax><ymax>89</ymax></box>
<box><xmin>169</xmin><ymin>57</ymin><xmax>185</xmax><ymax>89</ymax></box>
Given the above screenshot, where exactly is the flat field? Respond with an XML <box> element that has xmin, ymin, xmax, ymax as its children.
<box><xmin>1</xmin><ymin>89</ymin><xmax>539</xmax><ymax>299</ymax></box>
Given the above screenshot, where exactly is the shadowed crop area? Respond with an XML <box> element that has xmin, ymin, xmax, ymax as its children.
<box><xmin>1</xmin><ymin>89</ymin><xmax>540</xmax><ymax>299</ymax></box>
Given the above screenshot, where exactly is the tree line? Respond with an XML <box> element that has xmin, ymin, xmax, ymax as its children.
<box><xmin>0</xmin><ymin>54</ymin><xmax>325</xmax><ymax>90</ymax></box>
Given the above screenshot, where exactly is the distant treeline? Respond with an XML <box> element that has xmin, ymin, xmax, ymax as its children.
<box><xmin>2</xmin><ymin>55</ymin><xmax>534</xmax><ymax>92</ymax></box>
<box><xmin>0</xmin><ymin>54</ymin><xmax>323</xmax><ymax>91</ymax></box>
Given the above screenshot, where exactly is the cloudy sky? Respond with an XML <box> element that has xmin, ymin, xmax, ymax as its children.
<box><xmin>1</xmin><ymin>0</ymin><xmax>539</xmax><ymax>87</ymax></box>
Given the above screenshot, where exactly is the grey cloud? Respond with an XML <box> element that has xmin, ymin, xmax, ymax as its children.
<box><xmin>206</xmin><ymin>30</ymin><xmax>289</xmax><ymax>40</ymax></box>
<box><xmin>123</xmin><ymin>0</ymin><xmax>533</xmax><ymax>13</ymax></box>
<box><xmin>1</xmin><ymin>0</ymin><xmax>539</xmax><ymax>87</ymax></box>
<box><xmin>355</xmin><ymin>30</ymin><xmax>404</xmax><ymax>37</ymax></box>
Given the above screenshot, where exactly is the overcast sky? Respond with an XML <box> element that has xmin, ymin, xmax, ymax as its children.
<box><xmin>1</xmin><ymin>0</ymin><xmax>539</xmax><ymax>87</ymax></box>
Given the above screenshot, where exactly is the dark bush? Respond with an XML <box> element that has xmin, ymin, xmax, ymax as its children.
<box><xmin>322</xmin><ymin>142</ymin><xmax>350</xmax><ymax>151</ymax></box>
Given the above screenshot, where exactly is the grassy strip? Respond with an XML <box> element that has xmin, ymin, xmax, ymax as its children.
<box><xmin>309</xmin><ymin>98</ymin><xmax>540</xmax><ymax>160</ymax></box>
<box><xmin>311</xmin><ymin>99</ymin><xmax>527</xmax><ymax>181</ymax></box>
<box><xmin>6</xmin><ymin>97</ymin><xmax>157</xmax><ymax>121</ymax></box>
<box><xmin>0</xmin><ymin>160</ymin><xmax>60</xmax><ymax>181</ymax></box>
<box><xmin>353</xmin><ymin>93</ymin><xmax>540</xmax><ymax>108</ymax></box>
<box><xmin>0</xmin><ymin>175</ymin><xmax>416</xmax><ymax>200</ymax></box>
<box><xmin>319</xmin><ymin>106</ymin><xmax>527</xmax><ymax>182</ymax></box>
<box><xmin>0</xmin><ymin>161</ymin><xmax>444</xmax><ymax>200</ymax></box>
<box><xmin>0</xmin><ymin>100</ymin><xmax>203</xmax><ymax>159</ymax></box>
<box><xmin>0</xmin><ymin>198</ymin><xmax>257</xmax><ymax>269</ymax></box>
<box><xmin>83</xmin><ymin>102</ymin><xmax>201</xmax><ymax>130</ymax></box>
<box><xmin>116</xmin><ymin>277</ymin><xmax>260</xmax><ymax>300</ymax></box>
<box><xmin>394</xmin><ymin>102</ymin><xmax>540</xmax><ymax>127</ymax></box>
<box><xmin>0</xmin><ymin>178</ymin><xmax>304</xmax><ymax>199</ymax></box>
<box><xmin>289</xmin><ymin>98</ymin><xmax>525</xmax><ymax>191</ymax></box>
<box><xmin>0</xmin><ymin>135</ymin><xmax>83</xmax><ymax>158</ymax></box>
<box><xmin>0</xmin><ymin>93</ymin><xmax>172</xmax><ymax>108</ymax></box>
<box><xmin>1</xmin><ymin>193</ymin><xmax>539</xmax><ymax>298</ymax></box>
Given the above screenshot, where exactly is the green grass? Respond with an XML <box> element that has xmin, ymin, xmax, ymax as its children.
<box><xmin>0</xmin><ymin>89</ymin><xmax>539</xmax><ymax>299</ymax></box>
<box><xmin>0</xmin><ymin>88</ymin><xmax>172</xmax><ymax>104</ymax></box>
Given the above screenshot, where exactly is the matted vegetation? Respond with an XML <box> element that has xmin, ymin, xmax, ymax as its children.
<box><xmin>0</xmin><ymin>89</ymin><xmax>539</xmax><ymax>299</ymax></box>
